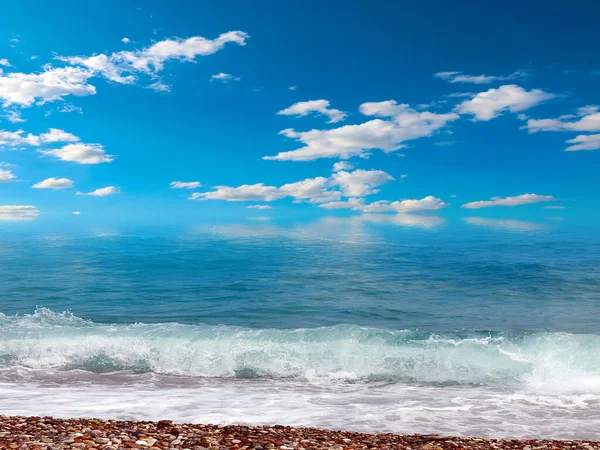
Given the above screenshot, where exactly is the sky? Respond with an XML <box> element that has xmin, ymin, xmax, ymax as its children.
<box><xmin>0</xmin><ymin>0</ymin><xmax>599</xmax><ymax>232</ymax></box>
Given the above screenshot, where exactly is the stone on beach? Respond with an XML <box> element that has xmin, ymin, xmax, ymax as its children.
<box><xmin>0</xmin><ymin>415</ymin><xmax>599</xmax><ymax>450</ymax></box>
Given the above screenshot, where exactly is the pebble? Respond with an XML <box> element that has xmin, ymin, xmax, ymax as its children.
<box><xmin>0</xmin><ymin>415</ymin><xmax>598</xmax><ymax>450</ymax></box>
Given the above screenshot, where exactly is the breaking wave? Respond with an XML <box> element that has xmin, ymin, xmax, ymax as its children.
<box><xmin>1</xmin><ymin>308</ymin><xmax>599</xmax><ymax>392</ymax></box>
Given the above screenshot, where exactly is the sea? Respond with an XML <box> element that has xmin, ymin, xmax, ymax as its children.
<box><xmin>1</xmin><ymin>217</ymin><xmax>599</xmax><ymax>440</ymax></box>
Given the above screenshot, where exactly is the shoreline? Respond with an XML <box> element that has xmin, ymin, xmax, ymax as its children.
<box><xmin>1</xmin><ymin>416</ymin><xmax>599</xmax><ymax>450</ymax></box>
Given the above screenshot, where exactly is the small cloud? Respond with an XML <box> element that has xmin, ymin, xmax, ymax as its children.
<box><xmin>148</xmin><ymin>80</ymin><xmax>171</xmax><ymax>93</ymax></box>
<box><xmin>289</xmin><ymin>86</ymin><xmax>297</xmax><ymax>91</ymax></box>
<box><xmin>400</xmin><ymin>174</ymin><xmax>408</xmax><ymax>181</ymax></box>
<box><xmin>0</xmin><ymin>59</ymin><xmax>11</xmax><ymax>67</ymax></box>
<box><xmin>319</xmin><ymin>195</ymin><xmax>448</xmax><ymax>214</ymax></box>
<box><xmin>247</xmin><ymin>205</ymin><xmax>272</xmax><ymax>210</ymax></box>
<box><xmin>73</xmin><ymin>211</ymin><xmax>81</xmax><ymax>215</ymax></box>
<box><xmin>544</xmin><ymin>205</ymin><xmax>565</xmax><ymax>209</ymax></box>
<box><xmin>278</xmin><ymin>99</ymin><xmax>347</xmax><ymax>123</ymax></box>
<box><xmin>122</xmin><ymin>37</ymin><xmax>131</xmax><ymax>43</ymax></box>
<box><xmin>455</xmin><ymin>85</ymin><xmax>555</xmax><ymax>121</ymax></box>
<box><xmin>435</xmin><ymin>69</ymin><xmax>532</xmax><ymax>84</ymax></box>
<box><xmin>170</xmin><ymin>181</ymin><xmax>201</xmax><ymax>189</ymax></box>
<box><xmin>210</xmin><ymin>73</ymin><xmax>240</xmax><ymax>83</ymax></box>
<box><xmin>77</xmin><ymin>186</ymin><xmax>120</xmax><ymax>196</ymax></box>
<box><xmin>446</xmin><ymin>92</ymin><xmax>477</xmax><ymax>98</ymax></box>
<box><xmin>462</xmin><ymin>193</ymin><xmax>556</xmax><ymax>209</ymax></box>
<box><xmin>0</xmin><ymin>205</ymin><xmax>39</xmax><ymax>221</ymax></box>
<box><xmin>0</xmin><ymin>168</ymin><xmax>16</xmax><ymax>183</ymax></box>
<box><xmin>332</xmin><ymin>161</ymin><xmax>354</xmax><ymax>172</ymax></box>
<box><xmin>434</xmin><ymin>140</ymin><xmax>456</xmax><ymax>147</ymax></box>
<box><xmin>565</xmin><ymin>134</ymin><xmax>600</xmax><ymax>152</ymax></box>
<box><xmin>40</xmin><ymin>143</ymin><xmax>114</xmax><ymax>165</ymax></box>
<box><xmin>32</xmin><ymin>177</ymin><xmax>74</xmax><ymax>190</ymax></box>
<box><xmin>58</xmin><ymin>104</ymin><xmax>83</xmax><ymax>114</ymax></box>
<box><xmin>4</xmin><ymin>110</ymin><xmax>26</xmax><ymax>123</ymax></box>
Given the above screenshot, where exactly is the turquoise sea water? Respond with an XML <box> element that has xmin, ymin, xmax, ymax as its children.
<box><xmin>1</xmin><ymin>220</ymin><xmax>599</xmax><ymax>439</ymax></box>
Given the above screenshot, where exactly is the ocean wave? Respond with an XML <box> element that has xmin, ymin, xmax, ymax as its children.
<box><xmin>1</xmin><ymin>308</ymin><xmax>599</xmax><ymax>391</ymax></box>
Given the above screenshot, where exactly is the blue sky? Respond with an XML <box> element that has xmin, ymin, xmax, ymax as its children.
<box><xmin>0</xmin><ymin>0</ymin><xmax>599</xmax><ymax>231</ymax></box>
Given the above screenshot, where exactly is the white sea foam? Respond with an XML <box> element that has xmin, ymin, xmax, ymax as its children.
<box><xmin>0</xmin><ymin>378</ymin><xmax>598</xmax><ymax>439</ymax></box>
<box><xmin>1</xmin><ymin>309</ymin><xmax>600</xmax><ymax>393</ymax></box>
<box><xmin>1</xmin><ymin>309</ymin><xmax>599</xmax><ymax>439</ymax></box>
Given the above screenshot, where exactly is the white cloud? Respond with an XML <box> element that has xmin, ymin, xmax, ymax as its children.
<box><xmin>279</xmin><ymin>177</ymin><xmax>340</xmax><ymax>203</ymax></box>
<box><xmin>210</xmin><ymin>73</ymin><xmax>240</xmax><ymax>83</ymax></box>
<box><xmin>147</xmin><ymin>80</ymin><xmax>171</xmax><ymax>92</ymax></box>
<box><xmin>195</xmin><ymin>169</ymin><xmax>398</xmax><ymax>205</ymax></box>
<box><xmin>57</xmin><ymin>103</ymin><xmax>83</xmax><ymax>114</ymax></box>
<box><xmin>330</xmin><ymin>169</ymin><xmax>394</xmax><ymax>197</ymax></box>
<box><xmin>0</xmin><ymin>129</ymin><xmax>41</xmax><ymax>147</ymax></box>
<box><xmin>289</xmin><ymin>86</ymin><xmax>297</xmax><ymax>91</ymax></box>
<box><xmin>446</xmin><ymin>92</ymin><xmax>477</xmax><ymax>98</ymax></box>
<box><xmin>462</xmin><ymin>193</ymin><xmax>556</xmax><ymax>209</ymax></box>
<box><xmin>524</xmin><ymin>106</ymin><xmax>600</xmax><ymax>133</ymax></box>
<box><xmin>0</xmin><ymin>127</ymin><xmax>79</xmax><ymax>148</ymax></box>
<box><xmin>193</xmin><ymin>176</ymin><xmax>342</xmax><ymax>204</ymax></box>
<box><xmin>170</xmin><ymin>181</ymin><xmax>201</xmax><ymax>189</ymax></box>
<box><xmin>317</xmin><ymin>197</ymin><xmax>365</xmax><ymax>210</ymax></box>
<box><xmin>132</xmin><ymin>31</ymin><xmax>248</xmax><ymax>69</ymax></box>
<box><xmin>565</xmin><ymin>134</ymin><xmax>600</xmax><ymax>151</ymax></box>
<box><xmin>62</xmin><ymin>32</ymin><xmax>248</xmax><ymax>87</ymax></box>
<box><xmin>32</xmin><ymin>177</ymin><xmax>74</xmax><ymax>189</ymax></box>
<box><xmin>464</xmin><ymin>217</ymin><xmax>544</xmax><ymax>232</ymax></box>
<box><xmin>0</xmin><ymin>31</ymin><xmax>248</xmax><ymax>107</ymax></box>
<box><xmin>192</xmin><ymin>184</ymin><xmax>282</xmax><ymax>202</ymax></box>
<box><xmin>247</xmin><ymin>205</ymin><xmax>272</xmax><ymax>209</ymax></box>
<box><xmin>0</xmin><ymin>168</ymin><xmax>16</xmax><ymax>182</ymax></box>
<box><xmin>77</xmin><ymin>186</ymin><xmax>120</xmax><ymax>196</ymax></box>
<box><xmin>0</xmin><ymin>66</ymin><xmax>96</xmax><ymax>107</ymax></box>
<box><xmin>0</xmin><ymin>59</ymin><xmax>10</xmax><ymax>67</ymax></box>
<box><xmin>319</xmin><ymin>196</ymin><xmax>448</xmax><ymax>213</ymax></box>
<box><xmin>363</xmin><ymin>196</ymin><xmax>448</xmax><ymax>213</ymax></box>
<box><xmin>277</xmin><ymin>99</ymin><xmax>347</xmax><ymax>123</ymax></box>
<box><xmin>72</xmin><ymin>211</ymin><xmax>81</xmax><ymax>215</ymax></box>
<box><xmin>455</xmin><ymin>85</ymin><xmax>554</xmax><ymax>121</ymax></box>
<box><xmin>58</xmin><ymin>54</ymin><xmax>135</xmax><ymax>84</ymax></box>
<box><xmin>39</xmin><ymin>128</ymin><xmax>80</xmax><ymax>143</ymax></box>
<box><xmin>434</xmin><ymin>70</ymin><xmax>530</xmax><ymax>84</ymax></box>
<box><xmin>0</xmin><ymin>205</ymin><xmax>39</xmax><ymax>221</ymax></box>
<box><xmin>332</xmin><ymin>161</ymin><xmax>354</xmax><ymax>172</ymax></box>
<box><xmin>40</xmin><ymin>143</ymin><xmax>114</xmax><ymax>164</ymax></box>
<box><xmin>121</xmin><ymin>37</ymin><xmax>131</xmax><ymax>44</ymax></box>
<box><xmin>544</xmin><ymin>205</ymin><xmax>565</xmax><ymax>209</ymax></box>
<box><xmin>3</xmin><ymin>110</ymin><xmax>25</xmax><ymax>123</ymax></box>
<box><xmin>265</xmin><ymin>101</ymin><xmax>458</xmax><ymax>161</ymax></box>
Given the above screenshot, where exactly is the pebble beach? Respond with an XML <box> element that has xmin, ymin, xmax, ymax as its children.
<box><xmin>1</xmin><ymin>416</ymin><xmax>598</xmax><ymax>450</ymax></box>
